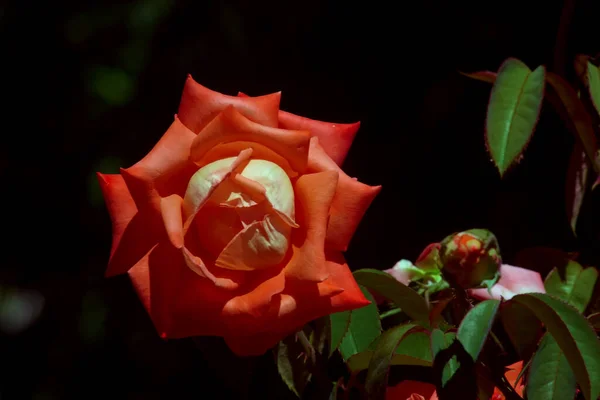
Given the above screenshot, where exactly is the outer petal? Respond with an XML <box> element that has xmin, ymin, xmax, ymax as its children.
<box><xmin>238</xmin><ymin>91</ymin><xmax>360</xmax><ymax>165</ymax></box>
<box><xmin>284</xmin><ymin>171</ymin><xmax>340</xmax><ymax>282</ymax></box>
<box><xmin>97</xmin><ymin>173</ymin><xmax>162</xmax><ymax>277</ymax></box>
<box><xmin>220</xmin><ymin>252</ymin><xmax>369</xmax><ymax>357</ymax></box>
<box><xmin>190</xmin><ymin>106</ymin><xmax>311</xmax><ymax>174</ymax></box>
<box><xmin>468</xmin><ymin>264</ymin><xmax>546</xmax><ymax>301</ymax></box>
<box><xmin>308</xmin><ymin>137</ymin><xmax>381</xmax><ymax>251</ymax></box>
<box><xmin>221</xmin><ymin>268</ymin><xmax>287</xmax><ymax>323</ymax></box>
<box><xmin>178</xmin><ymin>75</ymin><xmax>281</xmax><ymax>133</ymax></box>
<box><xmin>121</xmin><ymin>116</ymin><xmax>198</xmax><ymax>210</ymax></box>
<box><xmin>127</xmin><ymin>242</ymin><xmax>185</xmax><ymax>337</ymax></box>
<box><xmin>279</xmin><ymin>111</ymin><xmax>359</xmax><ymax>166</ymax></box>
<box><xmin>322</xmin><ymin>250</ymin><xmax>372</xmax><ymax>310</ymax></box>
<box><xmin>167</xmin><ymin>263</ymin><xmax>286</xmax><ymax>339</ymax></box>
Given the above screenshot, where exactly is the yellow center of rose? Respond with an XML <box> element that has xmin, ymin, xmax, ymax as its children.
<box><xmin>183</xmin><ymin>157</ymin><xmax>297</xmax><ymax>271</ymax></box>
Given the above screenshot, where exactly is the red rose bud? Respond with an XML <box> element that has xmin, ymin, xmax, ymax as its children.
<box><xmin>439</xmin><ymin>229</ymin><xmax>501</xmax><ymax>290</ymax></box>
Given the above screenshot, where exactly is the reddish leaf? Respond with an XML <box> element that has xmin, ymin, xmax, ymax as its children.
<box><xmin>546</xmin><ymin>72</ymin><xmax>600</xmax><ymax>174</ymax></box>
<box><xmin>565</xmin><ymin>143</ymin><xmax>591</xmax><ymax>234</ymax></box>
<box><xmin>459</xmin><ymin>70</ymin><xmax>497</xmax><ymax>84</ymax></box>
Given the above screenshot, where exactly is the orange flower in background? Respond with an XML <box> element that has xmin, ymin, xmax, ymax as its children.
<box><xmin>491</xmin><ymin>361</ymin><xmax>524</xmax><ymax>399</ymax></box>
<box><xmin>469</xmin><ymin>264</ymin><xmax>545</xmax><ymax>301</ymax></box>
<box><xmin>385</xmin><ymin>380</ymin><xmax>438</xmax><ymax>400</ymax></box>
<box><xmin>386</xmin><ymin>362</ymin><xmax>524</xmax><ymax>400</ymax></box>
<box><xmin>97</xmin><ymin>76</ymin><xmax>380</xmax><ymax>356</ymax></box>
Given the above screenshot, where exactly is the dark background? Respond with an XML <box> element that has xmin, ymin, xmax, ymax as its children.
<box><xmin>1</xmin><ymin>0</ymin><xmax>599</xmax><ymax>398</ymax></box>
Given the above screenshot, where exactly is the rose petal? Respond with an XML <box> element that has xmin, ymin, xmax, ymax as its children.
<box><xmin>279</xmin><ymin>111</ymin><xmax>359</xmax><ymax>166</ymax></box>
<box><xmin>468</xmin><ymin>264</ymin><xmax>545</xmax><ymax>301</ymax></box>
<box><xmin>221</xmin><ymin>267</ymin><xmax>286</xmax><ymax>321</ymax></box>
<box><xmin>284</xmin><ymin>171</ymin><xmax>339</xmax><ymax>282</ymax></box>
<box><xmin>97</xmin><ymin>173</ymin><xmax>136</xmax><ymax>268</ymax></box>
<box><xmin>229</xmin><ymin>159</ymin><xmax>297</xmax><ymax>225</ymax></box>
<box><xmin>181</xmin><ymin>247</ymin><xmax>241</xmax><ymax>290</ymax></box>
<box><xmin>238</xmin><ymin>91</ymin><xmax>360</xmax><ymax>165</ymax></box>
<box><xmin>308</xmin><ymin>137</ymin><xmax>381</xmax><ymax>251</ymax></box>
<box><xmin>182</xmin><ymin>148</ymin><xmax>253</xmax><ymax>230</ymax></box>
<box><xmin>323</xmin><ymin>250</ymin><xmax>372</xmax><ymax>309</ymax></box>
<box><xmin>384</xmin><ymin>263</ymin><xmax>413</xmax><ymax>286</ymax></box>
<box><xmin>160</xmin><ymin>194</ymin><xmax>184</xmax><ymax>249</ymax></box>
<box><xmin>167</xmin><ymin>264</ymin><xmax>288</xmax><ymax>339</ymax></box>
<box><xmin>190</xmin><ymin>106</ymin><xmax>310</xmax><ymax>174</ymax></box>
<box><xmin>160</xmin><ymin>158</ymin><xmax>254</xmax><ymax>290</ymax></box>
<box><xmin>178</xmin><ymin>75</ymin><xmax>281</xmax><ymax>133</ymax></box>
<box><xmin>120</xmin><ymin>116</ymin><xmax>197</xmax><ymax>209</ymax></box>
<box><xmin>386</xmin><ymin>380</ymin><xmax>437</xmax><ymax>400</ymax></box>
<box><xmin>127</xmin><ymin>242</ymin><xmax>186</xmax><ymax>337</ymax></box>
<box><xmin>220</xmin><ymin>252</ymin><xmax>369</xmax><ymax>357</ymax></box>
<box><xmin>199</xmin><ymin>141</ymin><xmax>298</xmax><ymax>177</ymax></box>
<box><xmin>216</xmin><ymin>215</ymin><xmax>292</xmax><ymax>271</ymax></box>
<box><xmin>166</xmin><ymin>264</ymin><xmax>235</xmax><ymax>338</ymax></box>
<box><xmin>97</xmin><ymin>173</ymin><xmax>162</xmax><ymax>277</ymax></box>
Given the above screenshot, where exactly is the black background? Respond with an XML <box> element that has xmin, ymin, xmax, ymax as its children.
<box><xmin>1</xmin><ymin>0</ymin><xmax>599</xmax><ymax>398</ymax></box>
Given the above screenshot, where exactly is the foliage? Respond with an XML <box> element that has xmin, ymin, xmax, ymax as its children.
<box><xmin>273</xmin><ymin>11</ymin><xmax>600</xmax><ymax>398</ymax></box>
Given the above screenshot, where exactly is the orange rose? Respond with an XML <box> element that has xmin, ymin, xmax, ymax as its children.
<box><xmin>386</xmin><ymin>380</ymin><xmax>438</xmax><ymax>400</ymax></box>
<box><xmin>97</xmin><ymin>76</ymin><xmax>380</xmax><ymax>355</ymax></box>
<box><xmin>491</xmin><ymin>361</ymin><xmax>524</xmax><ymax>399</ymax></box>
<box><xmin>386</xmin><ymin>361</ymin><xmax>523</xmax><ymax>400</ymax></box>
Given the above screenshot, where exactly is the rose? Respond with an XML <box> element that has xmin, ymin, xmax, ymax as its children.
<box><xmin>384</xmin><ymin>263</ymin><xmax>545</xmax><ymax>301</ymax></box>
<box><xmin>385</xmin><ymin>380</ymin><xmax>438</xmax><ymax>400</ymax></box>
<box><xmin>97</xmin><ymin>76</ymin><xmax>380</xmax><ymax>356</ymax></box>
<box><xmin>385</xmin><ymin>361</ymin><xmax>523</xmax><ymax>399</ymax></box>
<box><xmin>439</xmin><ymin>229</ymin><xmax>501</xmax><ymax>290</ymax></box>
<box><xmin>468</xmin><ymin>264</ymin><xmax>545</xmax><ymax>301</ymax></box>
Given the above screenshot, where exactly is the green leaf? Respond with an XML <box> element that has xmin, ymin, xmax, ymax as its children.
<box><xmin>393</xmin><ymin>330</ymin><xmax>434</xmax><ymax>362</ymax></box>
<box><xmin>347</xmin><ymin>351</ymin><xmax>431</xmax><ymax>372</ymax></box>
<box><xmin>338</xmin><ymin>285</ymin><xmax>382</xmax><ymax>361</ymax></box>
<box><xmin>353</xmin><ymin>269</ymin><xmax>429</xmax><ymax>323</ymax></box>
<box><xmin>457</xmin><ymin>300</ymin><xmax>500</xmax><ymax>362</ymax></box>
<box><xmin>527</xmin><ymin>333</ymin><xmax>577</xmax><ymax>400</ymax></box>
<box><xmin>500</xmin><ymin>301</ymin><xmax>543</xmax><ymax>360</ymax></box>
<box><xmin>485</xmin><ymin>58</ymin><xmax>546</xmax><ymax>177</ymax></box>
<box><xmin>510</xmin><ymin>293</ymin><xmax>600</xmax><ymax>400</ymax></box>
<box><xmin>544</xmin><ymin>260</ymin><xmax>598</xmax><ymax>313</ymax></box>
<box><xmin>364</xmin><ymin>323</ymin><xmax>420</xmax><ymax>400</ymax></box>
<box><xmin>347</xmin><ymin>331</ymin><xmax>433</xmax><ymax>371</ymax></box>
<box><xmin>459</xmin><ymin>70</ymin><xmax>497</xmax><ymax>84</ymax></box>
<box><xmin>329</xmin><ymin>311</ymin><xmax>351</xmax><ymax>357</ymax></box>
<box><xmin>587</xmin><ymin>61</ymin><xmax>600</xmax><ymax>118</ymax></box>
<box><xmin>546</xmin><ymin>72</ymin><xmax>600</xmax><ymax>174</ymax></box>
<box><xmin>565</xmin><ymin>143</ymin><xmax>590</xmax><ymax>235</ymax></box>
<box><xmin>276</xmin><ymin>333</ymin><xmax>313</xmax><ymax>398</ymax></box>
<box><xmin>431</xmin><ymin>329</ymin><xmax>459</xmax><ymax>388</ymax></box>
<box><xmin>460</xmin><ymin>67</ymin><xmax>598</xmax><ymax>176</ymax></box>
<box><xmin>311</xmin><ymin>316</ymin><xmax>329</xmax><ymax>354</ymax></box>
